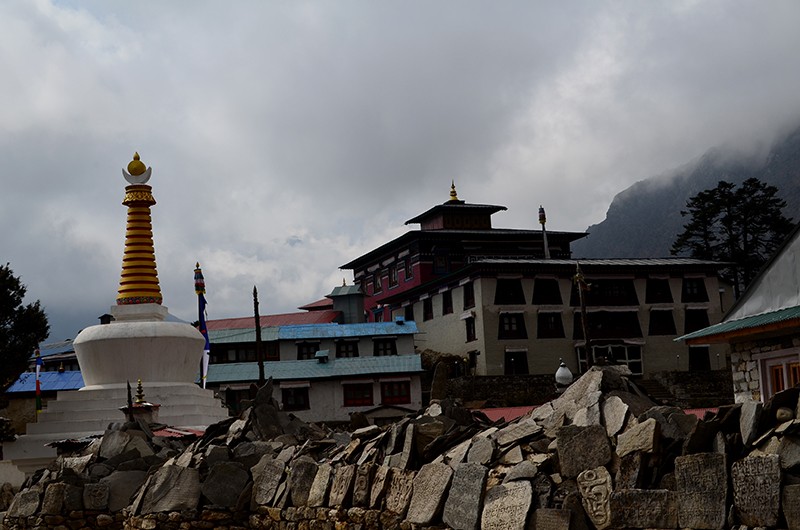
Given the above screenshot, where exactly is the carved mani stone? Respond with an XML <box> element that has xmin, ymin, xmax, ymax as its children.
<box><xmin>369</xmin><ymin>465</ymin><xmax>391</xmax><ymax>509</ymax></box>
<box><xmin>406</xmin><ymin>462</ymin><xmax>453</xmax><ymax>525</ymax></box>
<box><xmin>384</xmin><ymin>468</ymin><xmax>416</xmax><ymax>517</ymax></box>
<box><xmin>328</xmin><ymin>464</ymin><xmax>355</xmax><ymax>507</ymax></box>
<box><xmin>674</xmin><ymin>452</ymin><xmax>727</xmax><ymax>529</ymax></box>
<box><xmin>306</xmin><ymin>463</ymin><xmax>332</xmax><ymax>508</ymax></box>
<box><xmin>443</xmin><ymin>462</ymin><xmax>488</xmax><ymax>530</ymax></box>
<box><xmin>577</xmin><ymin>466</ymin><xmax>612</xmax><ymax>530</ymax></box>
<box><xmin>352</xmin><ymin>463</ymin><xmax>374</xmax><ymax>508</ymax></box>
<box><xmin>783</xmin><ymin>484</ymin><xmax>800</xmax><ymax>530</ymax></box>
<box><xmin>532</xmin><ymin>508</ymin><xmax>571</xmax><ymax>530</ymax></box>
<box><xmin>732</xmin><ymin>454</ymin><xmax>781</xmax><ymax>527</ymax></box>
<box><xmin>556</xmin><ymin>424</ymin><xmax>611</xmax><ymax>478</ymax></box>
<box><xmin>610</xmin><ymin>489</ymin><xmax>677</xmax><ymax>529</ymax></box>
<box><xmin>481</xmin><ymin>480</ymin><xmax>533</xmax><ymax>530</ymax></box>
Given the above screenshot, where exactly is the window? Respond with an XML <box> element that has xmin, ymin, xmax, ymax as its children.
<box><xmin>336</xmin><ymin>340</ymin><xmax>360</xmax><ymax>358</ymax></box>
<box><xmin>264</xmin><ymin>342</ymin><xmax>280</xmax><ymax>361</ymax></box>
<box><xmin>381</xmin><ymin>381</ymin><xmax>411</xmax><ymax>405</ymax></box>
<box><xmin>463</xmin><ymin>282</ymin><xmax>475</xmax><ymax>309</ymax></box>
<box><xmin>405</xmin><ymin>259</ymin><xmax>413</xmax><ymax>280</ymax></box>
<box><xmin>389</xmin><ymin>265</ymin><xmax>398</xmax><ymax>288</ymax></box>
<box><xmin>282</xmin><ymin>388</ymin><xmax>310</xmax><ymax>411</ymax></box>
<box><xmin>504</xmin><ymin>350</ymin><xmax>529</xmax><ymax>375</ymax></box>
<box><xmin>343</xmin><ymin>383</ymin><xmax>373</xmax><ymax>407</ymax></box>
<box><xmin>465</xmin><ymin>316</ymin><xmax>476</xmax><ymax>342</ymax></box>
<box><xmin>373</xmin><ymin>272</ymin><xmax>382</xmax><ymax>294</ymax></box>
<box><xmin>573</xmin><ymin>311</ymin><xmax>643</xmax><ymax>339</ymax></box>
<box><xmin>684</xmin><ymin>309</ymin><xmax>710</xmax><ymax>334</ymax></box>
<box><xmin>761</xmin><ymin>355</ymin><xmax>800</xmax><ymax>399</ymax></box>
<box><xmin>537</xmin><ymin>312</ymin><xmax>565</xmax><ymax>339</ymax></box>
<box><xmin>648</xmin><ymin>310</ymin><xmax>676</xmax><ymax>336</ymax></box>
<box><xmin>681</xmin><ymin>278</ymin><xmax>708</xmax><ymax>303</ymax></box>
<box><xmin>570</xmin><ymin>279</ymin><xmax>639</xmax><ymax>306</ymax></box>
<box><xmin>442</xmin><ymin>291</ymin><xmax>453</xmax><ymax>315</ymax></box>
<box><xmin>498</xmin><ymin>313</ymin><xmax>528</xmax><ymax>339</ymax></box>
<box><xmin>423</xmin><ymin>298</ymin><xmax>433</xmax><ymax>321</ymax></box>
<box><xmin>404</xmin><ymin>305</ymin><xmax>415</xmax><ymax>322</ymax></box>
<box><xmin>494</xmin><ymin>279</ymin><xmax>526</xmax><ymax>305</ymax></box>
<box><xmin>688</xmin><ymin>346</ymin><xmax>711</xmax><ymax>371</ymax></box>
<box><xmin>532</xmin><ymin>279</ymin><xmax>562</xmax><ymax>305</ymax></box>
<box><xmin>577</xmin><ymin>343</ymin><xmax>643</xmax><ymax>375</ymax></box>
<box><xmin>297</xmin><ymin>342</ymin><xmax>319</xmax><ymax>360</ymax></box>
<box><xmin>645</xmin><ymin>279</ymin><xmax>673</xmax><ymax>303</ymax></box>
<box><xmin>434</xmin><ymin>250</ymin><xmax>449</xmax><ymax>274</ymax></box>
<box><xmin>374</xmin><ymin>338</ymin><xmax>397</xmax><ymax>356</ymax></box>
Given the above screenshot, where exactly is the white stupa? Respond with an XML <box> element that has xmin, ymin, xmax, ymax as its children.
<box><xmin>3</xmin><ymin>153</ymin><xmax>229</xmax><ymax>475</ymax></box>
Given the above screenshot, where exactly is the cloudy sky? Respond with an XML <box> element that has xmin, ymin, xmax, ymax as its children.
<box><xmin>3</xmin><ymin>1</ymin><xmax>800</xmax><ymax>343</ymax></box>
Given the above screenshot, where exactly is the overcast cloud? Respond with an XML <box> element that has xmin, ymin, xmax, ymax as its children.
<box><xmin>3</xmin><ymin>1</ymin><xmax>800</xmax><ymax>342</ymax></box>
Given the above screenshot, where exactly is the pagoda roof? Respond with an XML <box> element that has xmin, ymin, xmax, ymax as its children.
<box><xmin>404</xmin><ymin>201</ymin><xmax>507</xmax><ymax>225</ymax></box>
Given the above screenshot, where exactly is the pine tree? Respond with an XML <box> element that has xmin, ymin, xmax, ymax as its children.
<box><xmin>671</xmin><ymin>178</ymin><xmax>795</xmax><ymax>297</ymax></box>
<box><xmin>0</xmin><ymin>264</ymin><xmax>49</xmax><ymax>389</ymax></box>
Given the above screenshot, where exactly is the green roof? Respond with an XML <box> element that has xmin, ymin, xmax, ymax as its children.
<box><xmin>677</xmin><ymin>305</ymin><xmax>800</xmax><ymax>342</ymax></box>
<box><xmin>206</xmin><ymin>354</ymin><xmax>423</xmax><ymax>384</ymax></box>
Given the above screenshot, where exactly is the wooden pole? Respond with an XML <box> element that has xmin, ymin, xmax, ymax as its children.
<box><xmin>253</xmin><ymin>286</ymin><xmax>265</xmax><ymax>385</ymax></box>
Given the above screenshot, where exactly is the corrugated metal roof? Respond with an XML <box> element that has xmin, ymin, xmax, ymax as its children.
<box><xmin>207</xmin><ymin>310</ymin><xmax>341</xmax><ymax>331</ymax></box>
<box><xmin>206</xmin><ymin>354</ymin><xmax>423</xmax><ymax>384</ymax></box>
<box><xmin>209</xmin><ymin>321</ymin><xmax>418</xmax><ymax>344</ymax></box>
<box><xmin>34</xmin><ymin>340</ymin><xmax>76</xmax><ymax>360</ymax></box>
<box><xmin>6</xmin><ymin>371</ymin><xmax>84</xmax><ymax>393</ymax></box>
<box><xmin>677</xmin><ymin>305</ymin><xmax>800</xmax><ymax>342</ymax></box>
<box><xmin>475</xmin><ymin>258</ymin><xmax>724</xmax><ymax>267</ymax></box>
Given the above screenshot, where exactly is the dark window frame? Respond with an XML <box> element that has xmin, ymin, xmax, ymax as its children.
<box><xmin>281</xmin><ymin>387</ymin><xmax>310</xmax><ymax>411</ymax></box>
<box><xmin>442</xmin><ymin>290</ymin><xmax>453</xmax><ymax>315</ymax></box>
<box><xmin>343</xmin><ymin>383</ymin><xmax>373</xmax><ymax>407</ymax></box>
<box><xmin>381</xmin><ymin>381</ymin><xmax>411</xmax><ymax>405</ymax></box>
<box><xmin>494</xmin><ymin>279</ymin><xmax>526</xmax><ymax>305</ymax></box>
<box><xmin>465</xmin><ymin>316</ymin><xmax>477</xmax><ymax>342</ymax></box>
<box><xmin>423</xmin><ymin>298</ymin><xmax>433</xmax><ymax>321</ymax></box>
<box><xmin>336</xmin><ymin>340</ymin><xmax>360</xmax><ymax>358</ymax></box>
<box><xmin>532</xmin><ymin>278</ymin><xmax>562</xmax><ymax>305</ymax></box>
<box><xmin>537</xmin><ymin>312</ymin><xmax>565</xmax><ymax>339</ymax></box>
<box><xmin>373</xmin><ymin>338</ymin><xmax>397</xmax><ymax>356</ymax></box>
<box><xmin>498</xmin><ymin>313</ymin><xmax>528</xmax><ymax>340</ymax></box>
<box><xmin>297</xmin><ymin>342</ymin><xmax>320</xmax><ymax>360</ymax></box>
<box><xmin>463</xmin><ymin>282</ymin><xmax>475</xmax><ymax>310</ymax></box>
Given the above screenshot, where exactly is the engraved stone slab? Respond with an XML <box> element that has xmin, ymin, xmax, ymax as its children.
<box><xmin>610</xmin><ymin>489</ymin><xmax>677</xmax><ymax>529</ymax></box>
<box><xmin>329</xmin><ymin>464</ymin><xmax>355</xmax><ymax>507</ymax></box>
<box><xmin>407</xmin><ymin>462</ymin><xmax>453</xmax><ymax>525</ymax></box>
<box><xmin>352</xmin><ymin>463</ymin><xmax>374</xmax><ymax>507</ymax></box>
<box><xmin>385</xmin><ymin>468</ymin><xmax>415</xmax><ymax>517</ymax></box>
<box><xmin>102</xmin><ymin>470</ymin><xmax>148</xmax><ymax>512</ymax></box>
<box><xmin>495</xmin><ymin>419</ymin><xmax>542</xmax><ymax>447</ymax></box>
<box><xmin>783</xmin><ymin>484</ymin><xmax>800</xmax><ymax>530</ymax></box>
<box><xmin>289</xmin><ymin>457</ymin><xmax>318</xmax><ymax>507</ymax></box>
<box><xmin>369</xmin><ymin>465</ymin><xmax>391</xmax><ymax>509</ymax></box>
<box><xmin>83</xmin><ymin>482</ymin><xmax>110</xmax><ymax>511</ymax></box>
<box><xmin>398</xmin><ymin>424</ymin><xmax>415</xmax><ymax>470</ymax></box>
<box><xmin>532</xmin><ymin>473</ymin><xmax>552</xmax><ymax>509</ymax></box>
<box><xmin>251</xmin><ymin>456</ymin><xmax>284</xmax><ymax>507</ymax></box>
<box><xmin>614</xmin><ymin>452</ymin><xmax>642</xmax><ymax>490</ymax></box>
<box><xmin>556</xmin><ymin>424</ymin><xmax>611</xmax><ymax>478</ymax></box>
<box><xmin>445</xmin><ymin>439</ymin><xmax>471</xmax><ymax>470</ymax></box>
<box><xmin>481</xmin><ymin>480</ymin><xmax>533</xmax><ymax>530</ymax></box>
<box><xmin>7</xmin><ymin>489</ymin><xmax>40</xmax><ymax>518</ymax></box>
<box><xmin>577</xmin><ymin>466</ymin><xmax>612</xmax><ymax>530</ymax></box>
<box><xmin>674</xmin><ymin>452</ymin><xmax>727</xmax><ymax>529</ymax></box>
<box><xmin>443</xmin><ymin>462</ymin><xmax>488</xmax><ymax>530</ymax></box>
<box><xmin>140</xmin><ymin>466</ymin><xmax>200</xmax><ymax>514</ymax></box>
<box><xmin>467</xmin><ymin>436</ymin><xmax>494</xmax><ymax>465</ymax></box>
<box><xmin>732</xmin><ymin>454</ymin><xmax>781</xmax><ymax>527</ymax></box>
<box><xmin>616</xmin><ymin>417</ymin><xmax>658</xmax><ymax>457</ymax></box>
<box><xmin>41</xmin><ymin>483</ymin><xmax>65</xmax><ymax>515</ymax></box>
<box><xmin>307</xmin><ymin>463</ymin><xmax>332</xmax><ymax>507</ymax></box>
<box><xmin>740</xmin><ymin>400</ymin><xmax>763</xmax><ymax>446</ymax></box>
<box><xmin>533</xmin><ymin>508</ymin><xmax>571</xmax><ymax>530</ymax></box>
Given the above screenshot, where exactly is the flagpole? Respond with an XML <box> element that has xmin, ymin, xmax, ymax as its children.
<box><xmin>194</xmin><ymin>263</ymin><xmax>211</xmax><ymax>389</ymax></box>
<box><xmin>35</xmin><ymin>349</ymin><xmax>42</xmax><ymax>420</ymax></box>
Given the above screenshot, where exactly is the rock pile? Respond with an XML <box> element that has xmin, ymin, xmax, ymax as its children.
<box><xmin>4</xmin><ymin>367</ymin><xmax>800</xmax><ymax>530</ymax></box>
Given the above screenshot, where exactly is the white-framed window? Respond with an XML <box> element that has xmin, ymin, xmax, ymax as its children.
<box><xmin>576</xmin><ymin>342</ymin><xmax>643</xmax><ymax>375</ymax></box>
<box><xmin>754</xmin><ymin>348</ymin><xmax>800</xmax><ymax>400</ymax></box>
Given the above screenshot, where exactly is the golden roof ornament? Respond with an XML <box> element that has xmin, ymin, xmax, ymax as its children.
<box><xmin>449</xmin><ymin>180</ymin><xmax>459</xmax><ymax>202</ymax></box>
<box><xmin>123</xmin><ymin>152</ymin><xmax>152</xmax><ymax>184</ymax></box>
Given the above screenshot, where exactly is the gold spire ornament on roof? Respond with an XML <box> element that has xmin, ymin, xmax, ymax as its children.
<box><xmin>449</xmin><ymin>180</ymin><xmax>459</xmax><ymax>202</ymax></box>
<box><xmin>116</xmin><ymin>152</ymin><xmax>162</xmax><ymax>305</ymax></box>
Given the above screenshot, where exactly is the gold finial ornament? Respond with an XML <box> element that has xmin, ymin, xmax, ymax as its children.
<box><xmin>449</xmin><ymin>180</ymin><xmax>459</xmax><ymax>202</ymax></box>
<box><xmin>123</xmin><ymin>151</ymin><xmax>152</xmax><ymax>184</ymax></box>
<box><xmin>135</xmin><ymin>378</ymin><xmax>146</xmax><ymax>404</ymax></box>
<box><xmin>128</xmin><ymin>152</ymin><xmax>147</xmax><ymax>176</ymax></box>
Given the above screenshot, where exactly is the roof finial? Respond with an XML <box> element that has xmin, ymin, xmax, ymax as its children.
<box><xmin>449</xmin><ymin>180</ymin><xmax>459</xmax><ymax>202</ymax></box>
<box><xmin>127</xmin><ymin>152</ymin><xmax>147</xmax><ymax>176</ymax></box>
<box><xmin>342</xmin><ymin>278</ymin><xmax>347</xmax><ymax>286</ymax></box>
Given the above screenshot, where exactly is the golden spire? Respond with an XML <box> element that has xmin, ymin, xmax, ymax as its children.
<box><xmin>449</xmin><ymin>180</ymin><xmax>459</xmax><ymax>202</ymax></box>
<box><xmin>116</xmin><ymin>153</ymin><xmax>163</xmax><ymax>305</ymax></box>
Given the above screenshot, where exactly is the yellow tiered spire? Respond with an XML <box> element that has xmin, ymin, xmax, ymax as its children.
<box><xmin>116</xmin><ymin>153</ymin><xmax>163</xmax><ymax>305</ymax></box>
<box><xmin>449</xmin><ymin>180</ymin><xmax>459</xmax><ymax>202</ymax></box>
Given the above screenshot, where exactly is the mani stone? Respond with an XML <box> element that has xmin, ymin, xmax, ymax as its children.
<box><xmin>616</xmin><ymin>417</ymin><xmax>658</xmax><ymax>457</ymax></box>
<box><xmin>556</xmin><ymin>424</ymin><xmax>611</xmax><ymax>478</ymax></box>
<box><xmin>615</xmin><ymin>452</ymin><xmax>643</xmax><ymax>490</ymax></box>
<box><xmin>352</xmin><ymin>463</ymin><xmax>375</xmax><ymax>507</ymax></box>
<box><xmin>495</xmin><ymin>419</ymin><xmax>542</xmax><ymax>447</ymax></box>
<box><xmin>7</xmin><ymin>489</ymin><xmax>40</xmax><ymax>518</ymax></box>
<box><xmin>140</xmin><ymin>466</ymin><xmax>200</xmax><ymax>514</ymax></box>
<box><xmin>202</xmin><ymin>462</ymin><xmax>249</xmax><ymax>509</ymax></box>
<box><xmin>675</xmin><ymin>452</ymin><xmax>727</xmax><ymax>529</ymax></box>
<box><xmin>102</xmin><ymin>470</ymin><xmax>147</xmax><ymax>512</ymax></box>
<box><xmin>41</xmin><ymin>482</ymin><xmax>66</xmax><ymax>515</ymax></box>
<box><xmin>289</xmin><ymin>457</ymin><xmax>318</xmax><ymax>507</ymax></box>
<box><xmin>532</xmin><ymin>508</ymin><xmax>571</xmax><ymax>530</ymax></box>
<box><xmin>406</xmin><ymin>462</ymin><xmax>454</xmax><ymax>525</ymax></box>
<box><xmin>443</xmin><ymin>463</ymin><xmax>488</xmax><ymax>530</ymax></box>
<box><xmin>398</xmin><ymin>424</ymin><xmax>415</xmax><ymax>470</ymax></box>
<box><xmin>467</xmin><ymin>436</ymin><xmax>495</xmax><ymax>465</ymax></box>
<box><xmin>83</xmin><ymin>482</ymin><xmax>110</xmax><ymax>511</ymax></box>
<box><xmin>445</xmin><ymin>439</ymin><xmax>471</xmax><ymax>470</ymax></box>
<box><xmin>783</xmin><ymin>484</ymin><xmax>800</xmax><ymax>530</ymax></box>
<box><xmin>577</xmin><ymin>466</ymin><xmax>612</xmax><ymax>530</ymax></box>
<box><xmin>99</xmin><ymin>430</ymin><xmax>131</xmax><ymax>460</ymax></box>
<box><xmin>740</xmin><ymin>400</ymin><xmax>763</xmax><ymax>446</ymax></box>
<box><xmin>329</xmin><ymin>464</ymin><xmax>355</xmax><ymax>507</ymax></box>
<box><xmin>251</xmin><ymin>456</ymin><xmax>285</xmax><ymax>507</ymax></box>
<box><xmin>481</xmin><ymin>480</ymin><xmax>533</xmax><ymax>530</ymax></box>
<box><xmin>369</xmin><ymin>466</ymin><xmax>391</xmax><ymax>509</ymax></box>
<box><xmin>532</xmin><ymin>473</ymin><xmax>553</xmax><ymax>509</ymax></box>
<box><xmin>307</xmin><ymin>463</ymin><xmax>333</xmax><ymax>507</ymax></box>
<box><xmin>610</xmin><ymin>489</ymin><xmax>677</xmax><ymax>529</ymax></box>
<box><xmin>732</xmin><ymin>454</ymin><xmax>781</xmax><ymax>527</ymax></box>
<box><xmin>385</xmin><ymin>469</ymin><xmax>416</xmax><ymax>517</ymax></box>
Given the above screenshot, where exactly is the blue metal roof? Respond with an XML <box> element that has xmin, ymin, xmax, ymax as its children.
<box><xmin>6</xmin><ymin>371</ymin><xmax>84</xmax><ymax>393</ymax></box>
<box><xmin>208</xmin><ymin>321</ymin><xmax>418</xmax><ymax>344</ymax></box>
<box><xmin>206</xmin><ymin>354</ymin><xmax>423</xmax><ymax>384</ymax></box>
<box><xmin>32</xmin><ymin>340</ymin><xmax>76</xmax><ymax>360</ymax></box>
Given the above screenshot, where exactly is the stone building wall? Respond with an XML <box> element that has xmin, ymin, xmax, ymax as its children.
<box><xmin>730</xmin><ymin>335</ymin><xmax>800</xmax><ymax>403</ymax></box>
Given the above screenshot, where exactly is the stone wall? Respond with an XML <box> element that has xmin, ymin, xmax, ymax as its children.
<box><xmin>446</xmin><ymin>374</ymin><xmax>558</xmax><ymax>407</ymax></box>
<box><xmin>730</xmin><ymin>336</ymin><xmax>800</xmax><ymax>403</ymax></box>
<box><xmin>648</xmin><ymin>369</ymin><xmax>735</xmax><ymax>408</ymax></box>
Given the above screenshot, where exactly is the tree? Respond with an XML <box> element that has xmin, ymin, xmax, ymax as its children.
<box><xmin>671</xmin><ymin>178</ymin><xmax>795</xmax><ymax>297</ymax></box>
<box><xmin>0</xmin><ymin>264</ymin><xmax>49</xmax><ymax>389</ymax></box>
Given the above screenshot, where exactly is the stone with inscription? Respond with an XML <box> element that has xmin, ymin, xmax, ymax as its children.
<box><xmin>287</xmin><ymin>457</ymin><xmax>317</xmax><ymax>507</ymax></box>
<box><xmin>732</xmin><ymin>454</ymin><xmax>781</xmax><ymax>527</ymax></box>
<box><xmin>467</xmin><ymin>436</ymin><xmax>494</xmax><ymax>465</ymax></box>
<box><xmin>601</xmin><ymin>396</ymin><xmax>628</xmax><ymax>437</ymax></box>
<box><xmin>251</xmin><ymin>456</ymin><xmax>284</xmax><ymax>507</ymax></box>
<box><xmin>495</xmin><ymin>419</ymin><xmax>542</xmax><ymax>447</ymax></box>
<box><xmin>615</xmin><ymin>452</ymin><xmax>642</xmax><ymax>490</ymax></box>
<box><xmin>398</xmin><ymin>424</ymin><xmax>415</xmax><ymax>470</ymax></box>
<box><xmin>307</xmin><ymin>463</ymin><xmax>332</xmax><ymax>507</ymax></box>
<box><xmin>7</xmin><ymin>489</ymin><xmax>40</xmax><ymax>518</ymax></box>
<box><xmin>443</xmin><ymin>462</ymin><xmax>487</xmax><ymax>530</ymax></box>
<box><xmin>610</xmin><ymin>489</ymin><xmax>677</xmax><ymax>529</ymax></box>
<box><xmin>41</xmin><ymin>482</ymin><xmax>65</xmax><ymax>515</ymax></box>
<box><xmin>532</xmin><ymin>473</ymin><xmax>552</xmax><ymax>509</ymax></box>
<box><xmin>481</xmin><ymin>480</ymin><xmax>533</xmax><ymax>530</ymax></box>
<box><xmin>352</xmin><ymin>463</ymin><xmax>374</xmax><ymax>507</ymax></box>
<box><xmin>783</xmin><ymin>484</ymin><xmax>800</xmax><ymax>530</ymax></box>
<box><xmin>369</xmin><ymin>465</ymin><xmax>391</xmax><ymax>509</ymax></box>
<box><xmin>83</xmin><ymin>482</ymin><xmax>110</xmax><ymax>511</ymax></box>
<box><xmin>445</xmin><ymin>439</ymin><xmax>471</xmax><ymax>470</ymax></box>
<box><xmin>674</xmin><ymin>452</ymin><xmax>727</xmax><ymax>529</ymax></box>
<box><xmin>385</xmin><ymin>469</ymin><xmax>415</xmax><ymax>517</ymax></box>
<box><xmin>140</xmin><ymin>465</ymin><xmax>200</xmax><ymax>514</ymax></box>
<box><xmin>328</xmin><ymin>464</ymin><xmax>355</xmax><ymax>507</ymax></box>
<box><xmin>556</xmin><ymin>424</ymin><xmax>611</xmax><ymax>478</ymax></box>
<box><xmin>201</xmin><ymin>461</ymin><xmax>249</xmax><ymax>509</ymax></box>
<box><xmin>740</xmin><ymin>400</ymin><xmax>763</xmax><ymax>446</ymax></box>
<box><xmin>577</xmin><ymin>466</ymin><xmax>612</xmax><ymax>530</ymax></box>
<box><xmin>407</xmin><ymin>462</ymin><xmax>453</xmax><ymax>525</ymax></box>
<box><xmin>102</xmin><ymin>470</ymin><xmax>147</xmax><ymax>512</ymax></box>
<box><xmin>533</xmin><ymin>508</ymin><xmax>571</xmax><ymax>530</ymax></box>
<box><xmin>616</xmin><ymin>417</ymin><xmax>658</xmax><ymax>457</ymax></box>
